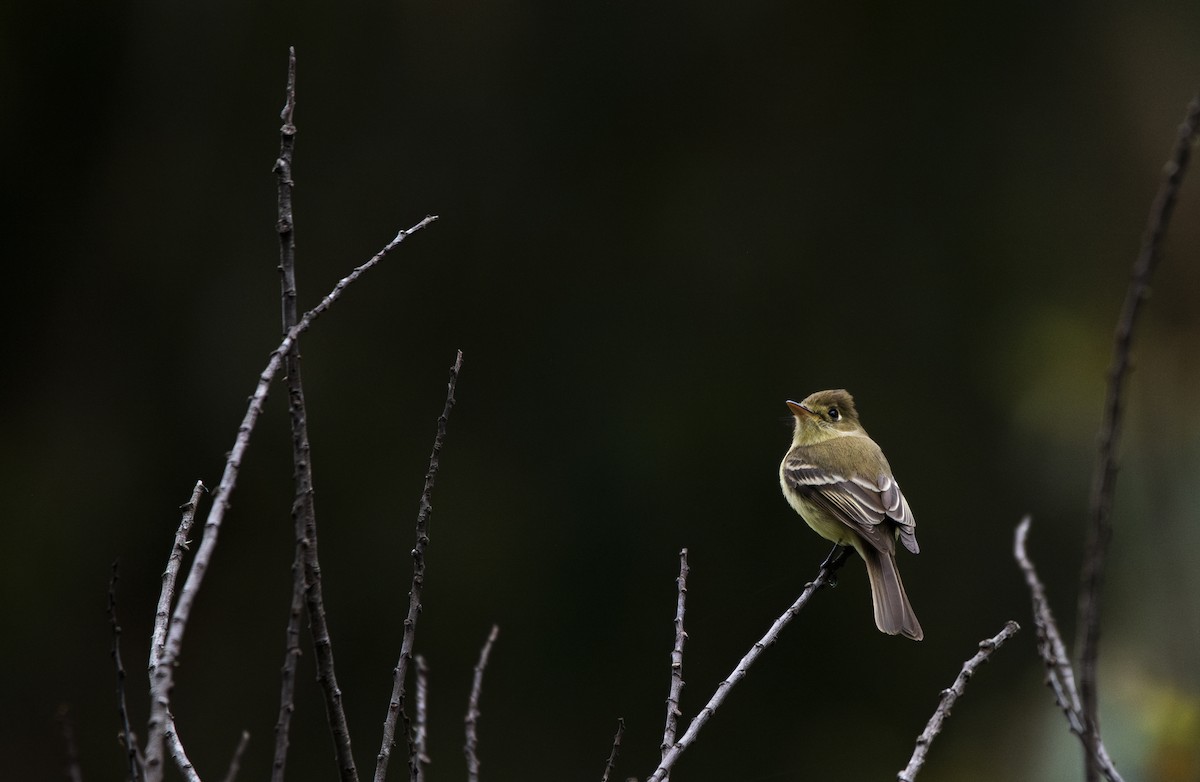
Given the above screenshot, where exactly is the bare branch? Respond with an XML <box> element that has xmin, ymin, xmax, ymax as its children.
<box><xmin>268</xmin><ymin>45</ymin><xmax>360</xmax><ymax>782</ymax></box>
<box><xmin>413</xmin><ymin>656</ymin><xmax>431</xmax><ymax>781</ymax></box>
<box><xmin>146</xmin><ymin>217</ymin><xmax>436</xmax><ymax>782</ymax></box>
<box><xmin>272</xmin><ymin>573</ymin><xmax>305</xmax><ymax>781</ymax></box>
<box><xmin>221</xmin><ymin>731</ymin><xmax>252</xmax><ymax>782</ymax></box>
<box><xmin>645</xmin><ymin>550</ymin><xmax>849</xmax><ymax>782</ymax></box>
<box><xmin>271</xmin><ymin>45</ymin><xmax>308</xmax><ymax>782</ymax></box>
<box><xmin>1016</xmin><ymin>517</ymin><xmax>1124</xmax><ymax>782</ymax></box>
<box><xmin>149</xmin><ymin>482</ymin><xmax>205</xmax><ymax>670</ymax></box>
<box><xmin>1016</xmin><ymin>518</ymin><xmax>1084</xmax><ymax>729</ymax></box>
<box><xmin>374</xmin><ymin>350</ymin><xmax>464</xmax><ymax>782</ymax></box>
<box><xmin>660</xmin><ymin>548</ymin><xmax>689</xmax><ymax>773</ymax></box>
<box><xmin>1076</xmin><ymin>91</ymin><xmax>1200</xmax><ymax>781</ymax></box>
<box><xmin>56</xmin><ymin>705</ymin><xmax>84</xmax><ymax>782</ymax></box>
<box><xmin>271</xmin><ymin>44</ymin><xmax>306</xmax><ymax>782</ymax></box>
<box><xmin>145</xmin><ymin>481</ymin><xmax>205</xmax><ymax>782</ymax></box>
<box><xmin>464</xmin><ymin>625</ymin><xmax>500</xmax><ymax>782</ymax></box>
<box><xmin>601</xmin><ymin>718</ymin><xmax>625</xmax><ymax>782</ymax></box>
<box><xmin>163</xmin><ymin>721</ymin><xmax>201</xmax><ymax>782</ymax></box>
<box><xmin>897</xmin><ymin>621</ymin><xmax>1021</xmax><ymax>782</ymax></box>
<box><xmin>108</xmin><ymin>563</ymin><xmax>144</xmax><ymax>782</ymax></box>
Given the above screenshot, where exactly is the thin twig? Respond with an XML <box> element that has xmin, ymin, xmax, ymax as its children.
<box><xmin>414</xmin><ymin>655</ymin><xmax>431</xmax><ymax>781</ymax></box>
<box><xmin>109</xmin><ymin>562</ymin><xmax>144</xmax><ymax>782</ymax></box>
<box><xmin>144</xmin><ymin>481</ymin><xmax>205</xmax><ymax>782</ymax></box>
<box><xmin>464</xmin><ymin>625</ymin><xmax>500</xmax><ymax>782</ymax></box>
<box><xmin>221</xmin><ymin>731</ymin><xmax>252</xmax><ymax>782</ymax></box>
<box><xmin>271</xmin><ymin>45</ymin><xmax>309</xmax><ymax>782</ymax></box>
<box><xmin>374</xmin><ymin>350</ymin><xmax>464</xmax><ymax>782</ymax></box>
<box><xmin>272</xmin><ymin>576</ymin><xmax>304</xmax><ymax>782</ymax></box>
<box><xmin>163</xmin><ymin>721</ymin><xmax>201</xmax><ymax>782</ymax></box>
<box><xmin>271</xmin><ymin>46</ymin><xmax>360</xmax><ymax>782</ymax></box>
<box><xmin>645</xmin><ymin>549</ymin><xmax>850</xmax><ymax>782</ymax></box>
<box><xmin>149</xmin><ymin>482</ymin><xmax>206</xmax><ymax>669</ymax></box>
<box><xmin>57</xmin><ymin>705</ymin><xmax>84</xmax><ymax>782</ymax></box>
<box><xmin>660</xmin><ymin>548</ymin><xmax>689</xmax><ymax>774</ymax></box>
<box><xmin>1016</xmin><ymin>518</ymin><xmax>1085</xmax><ymax>731</ymax></box>
<box><xmin>897</xmin><ymin>621</ymin><xmax>1021</xmax><ymax>782</ymax></box>
<box><xmin>1016</xmin><ymin>517</ymin><xmax>1123</xmax><ymax>782</ymax></box>
<box><xmin>1076</xmin><ymin>91</ymin><xmax>1200</xmax><ymax>782</ymax></box>
<box><xmin>600</xmin><ymin>718</ymin><xmax>625</xmax><ymax>782</ymax></box>
<box><xmin>145</xmin><ymin>217</ymin><xmax>437</xmax><ymax>782</ymax></box>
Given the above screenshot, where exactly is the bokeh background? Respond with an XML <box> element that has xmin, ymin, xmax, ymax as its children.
<box><xmin>4</xmin><ymin>2</ymin><xmax>1200</xmax><ymax>780</ymax></box>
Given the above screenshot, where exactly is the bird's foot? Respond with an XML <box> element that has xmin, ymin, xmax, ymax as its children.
<box><xmin>816</xmin><ymin>544</ymin><xmax>849</xmax><ymax>587</ymax></box>
<box><xmin>819</xmin><ymin>544</ymin><xmax>847</xmax><ymax>571</ymax></box>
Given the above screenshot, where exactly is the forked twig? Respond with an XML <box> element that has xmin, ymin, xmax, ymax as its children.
<box><xmin>1076</xmin><ymin>91</ymin><xmax>1200</xmax><ymax>781</ymax></box>
<box><xmin>465</xmin><ymin>625</ymin><xmax>500</xmax><ymax>782</ymax></box>
<box><xmin>145</xmin><ymin>217</ymin><xmax>436</xmax><ymax>782</ymax></box>
<box><xmin>1016</xmin><ymin>517</ymin><xmax>1123</xmax><ymax>782</ymax></box>
<box><xmin>645</xmin><ymin>550</ymin><xmax>849</xmax><ymax>782</ymax></box>
<box><xmin>374</xmin><ymin>351</ymin><xmax>464</xmax><ymax>782</ymax></box>
<box><xmin>896</xmin><ymin>621</ymin><xmax>1021</xmax><ymax>782</ymax></box>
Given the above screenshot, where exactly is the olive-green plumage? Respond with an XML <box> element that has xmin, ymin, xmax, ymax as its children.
<box><xmin>779</xmin><ymin>389</ymin><xmax>923</xmax><ymax>640</ymax></box>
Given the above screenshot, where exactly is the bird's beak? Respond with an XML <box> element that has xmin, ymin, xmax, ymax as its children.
<box><xmin>786</xmin><ymin>400</ymin><xmax>814</xmax><ymax>418</ymax></box>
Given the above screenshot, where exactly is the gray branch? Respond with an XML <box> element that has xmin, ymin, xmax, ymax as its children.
<box><xmin>659</xmin><ymin>547</ymin><xmax>689</xmax><ymax>774</ymax></box>
<box><xmin>1016</xmin><ymin>517</ymin><xmax>1123</xmax><ymax>782</ymax></box>
<box><xmin>646</xmin><ymin>552</ymin><xmax>848</xmax><ymax>782</ymax></box>
<box><xmin>144</xmin><ymin>218</ymin><xmax>436</xmax><ymax>782</ymax></box>
<box><xmin>1075</xmin><ymin>91</ymin><xmax>1200</xmax><ymax>782</ymax></box>
<box><xmin>373</xmin><ymin>350</ymin><xmax>464</xmax><ymax>782</ymax></box>
<box><xmin>464</xmin><ymin>625</ymin><xmax>500</xmax><ymax>782</ymax></box>
<box><xmin>896</xmin><ymin>621</ymin><xmax>1020</xmax><ymax>782</ymax></box>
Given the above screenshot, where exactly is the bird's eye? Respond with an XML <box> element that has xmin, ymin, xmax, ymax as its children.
<box><xmin>828</xmin><ymin>407</ymin><xmax>840</xmax><ymax>421</ymax></box>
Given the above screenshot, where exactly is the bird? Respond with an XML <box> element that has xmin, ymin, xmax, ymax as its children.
<box><xmin>778</xmin><ymin>389</ymin><xmax>923</xmax><ymax>640</ymax></box>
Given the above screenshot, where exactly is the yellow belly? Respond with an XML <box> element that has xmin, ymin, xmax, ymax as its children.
<box><xmin>779</xmin><ymin>468</ymin><xmax>860</xmax><ymax>548</ymax></box>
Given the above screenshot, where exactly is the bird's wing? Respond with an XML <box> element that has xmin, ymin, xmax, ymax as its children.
<box><xmin>782</xmin><ymin>457</ymin><xmax>919</xmax><ymax>554</ymax></box>
<box><xmin>875</xmin><ymin>473</ymin><xmax>919</xmax><ymax>554</ymax></box>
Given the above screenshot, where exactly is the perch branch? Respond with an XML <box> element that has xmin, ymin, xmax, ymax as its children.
<box><xmin>1016</xmin><ymin>517</ymin><xmax>1123</xmax><ymax>782</ymax></box>
<box><xmin>645</xmin><ymin>548</ymin><xmax>850</xmax><ymax>782</ymax></box>
<box><xmin>1076</xmin><ymin>91</ymin><xmax>1200</xmax><ymax>781</ymax></box>
<box><xmin>373</xmin><ymin>350</ymin><xmax>464</xmax><ymax>782</ymax></box>
<box><xmin>465</xmin><ymin>625</ymin><xmax>500</xmax><ymax>782</ymax></box>
<box><xmin>896</xmin><ymin>621</ymin><xmax>1021</xmax><ymax>782</ymax></box>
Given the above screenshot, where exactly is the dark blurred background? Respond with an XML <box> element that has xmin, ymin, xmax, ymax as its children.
<box><xmin>4</xmin><ymin>1</ymin><xmax>1200</xmax><ymax>780</ymax></box>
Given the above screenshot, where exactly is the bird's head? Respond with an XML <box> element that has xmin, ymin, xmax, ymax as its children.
<box><xmin>785</xmin><ymin>389</ymin><xmax>864</xmax><ymax>444</ymax></box>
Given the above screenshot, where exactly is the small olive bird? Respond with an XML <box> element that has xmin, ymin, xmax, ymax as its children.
<box><xmin>779</xmin><ymin>389</ymin><xmax>923</xmax><ymax>640</ymax></box>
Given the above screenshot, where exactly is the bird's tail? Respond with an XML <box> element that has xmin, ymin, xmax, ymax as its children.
<box><xmin>860</xmin><ymin>546</ymin><xmax>923</xmax><ymax>641</ymax></box>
